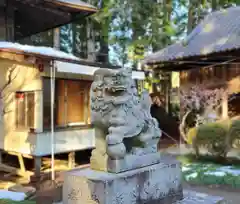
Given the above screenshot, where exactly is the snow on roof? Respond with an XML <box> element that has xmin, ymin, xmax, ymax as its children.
<box><xmin>53</xmin><ymin>0</ymin><xmax>97</xmax><ymax>11</ymax></box>
<box><xmin>0</xmin><ymin>41</ymin><xmax>80</xmax><ymax>61</ymax></box>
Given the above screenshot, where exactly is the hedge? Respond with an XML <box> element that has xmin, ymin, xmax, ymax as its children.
<box><xmin>186</xmin><ymin>118</ymin><xmax>240</xmax><ymax>157</ymax></box>
<box><xmin>228</xmin><ymin>119</ymin><xmax>240</xmax><ymax>147</ymax></box>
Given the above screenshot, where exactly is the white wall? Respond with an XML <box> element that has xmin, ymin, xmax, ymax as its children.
<box><xmin>0</xmin><ymin>57</ymin><xmax>41</xmax><ymax>155</ymax></box>
<box><xmin>34</xmin><ymin>128</ymin><xmax>95</xmax><ymax>156</ymax></box>
<box><xmin>0</xmin><ymin>57</ymin><xmax>96</xmax><ymax>156</ymax></box>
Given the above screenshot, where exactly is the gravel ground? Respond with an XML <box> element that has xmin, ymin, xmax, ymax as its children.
<box><xmin>1</xmin><ymin>149</ymin><xmax>240</xmax><ymax>204</ymax></box>
<box><xmin>183</xmin><ymin>182</ymin><xmax>240</xmax><ymax>204</ymax></box>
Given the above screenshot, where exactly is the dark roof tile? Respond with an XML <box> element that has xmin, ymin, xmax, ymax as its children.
<box><xmin>143</xmin><ymin>6</ymin><xmax>240</xmax><ymax>65</ymax></box>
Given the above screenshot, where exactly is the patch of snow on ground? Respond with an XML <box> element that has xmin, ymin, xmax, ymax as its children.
<box><xmin>185</xmin><ymin>172</ymin><xmax>198</xmax><ymax>180</ymax></box>
<box><xmin>0</xmin><ymin>190</ymin><xmax>26</xmax><ymax>201</ymax></box>
<box><xmin>0</xmin><ymin>42</ymin><xmax>79</xmax><ymax>60</ymax></box>
<box><xmin>218</xmin><ymin>166</ymin><xmax>240</xmax><ymax>176</ymax></box>
<box><xmin>204</xmin><ymin>171</ymin><xmax>226</xmax><ymax>177</ymax></box>
<box><xmin>182</xmin><ymin>166</ymin><xmax>192</xmax><ymax>172</ymax></box>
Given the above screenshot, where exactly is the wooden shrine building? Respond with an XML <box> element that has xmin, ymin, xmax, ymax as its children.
<box><xmin>143</xmin><ymin>6</ymin><xmax>240</xmax><ymax>119</ymax></box>
<box><xmin>0</xmin><ymin>0</ymin><xmax>98</xmax><ymax>179</ymax></box>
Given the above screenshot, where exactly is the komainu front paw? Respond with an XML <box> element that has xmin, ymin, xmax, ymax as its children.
<box><xmin>107</xmin><ymin>143</ymin><xmax>126</xmax><ymax>159</ymax></box>
<box><xmin>106</xmin><ymin>133</ymin><xmax>123</xmax><ymax>145</ymax></box>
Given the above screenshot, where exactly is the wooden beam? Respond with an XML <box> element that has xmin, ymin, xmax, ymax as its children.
<box><xmin>7</xmin><ymin>151</ymin><xmax>33</xmax><ymax>159</ymax></box>
<box><xmin>14</xmin><ymin>0</ymin><xmax>70</xmax><ymax>17</ymax></box>
<box><xmin>0</xmin><ymin>163</ymin><xmax>33</xmax><ymax>178</ymax></box>
<box><xmin>68</xmin><ymin>152</ymin><xmax>75</xmax><ymax>169</ymax></box>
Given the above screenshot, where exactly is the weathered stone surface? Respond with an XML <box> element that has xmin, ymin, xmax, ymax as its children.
<box><xmin>91</xmin><ymin>139</ymin><xmax>161</xmax><ymax>173</ymax></box>
<box><xmin>52</xmin><ymin>191</ymin><xmax>228</xmax><ymax>204</ymax></box>
<box><xmin>107</xmin><ymin>151</ymin><xmax>161</xmax><ymax>173</ymax></box>
<box><xmin>63</xmin><ymin>157</ymin><xmax>183</xmax><ymax>204</ymax></box>
<box><xmin>90</xmin><ymin>68</ymin><xmax>161</xmax><ymax>168</ymax></box>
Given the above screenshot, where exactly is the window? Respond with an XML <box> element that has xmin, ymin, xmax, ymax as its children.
<box><xmin>16</xmin><ymin>92</ymin><xmax>35</xmax><ymax>130</ymax></box>
<box><xmin>43</xmin><ymin>78</ymin><xmax>92</xmax><ymax>130</ymax></box>
<box><xmin>0</xmin><ymin>8</ymin><xmax>6</xmax><ymax>40</ymax></box>
<box><xmin>213</xmin><ymin>66</ymin><xmax>224</xmax><ymax>79</ymax></box>
<box><xmin>18</xmin><ymin>30</ymin><xmax>54</xmax><ymax>47</ymax></box>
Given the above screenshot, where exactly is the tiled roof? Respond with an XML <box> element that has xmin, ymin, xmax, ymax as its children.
<box><xmin>143</xmin><ymin>6</ymin><xmax>240</xmax><ymax>65</ymax></box>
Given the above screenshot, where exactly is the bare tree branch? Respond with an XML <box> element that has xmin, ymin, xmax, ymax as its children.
<box><xmin>0</xmin><ymin>65</ymin><xmax>19</xmax><ymax>116</ymax></box>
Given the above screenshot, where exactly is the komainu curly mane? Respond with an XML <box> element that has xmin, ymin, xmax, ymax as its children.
<box><xmin>90</xmin><ymin>68</ymin><xmax>161</xmax><ymax>160</ymax></box>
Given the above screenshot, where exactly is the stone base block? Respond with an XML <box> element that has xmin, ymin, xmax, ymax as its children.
<box><xmin>63</xmin><ymin>157</ymin><xmax>183</xmax><ymax>204</ymax></box>
<box><xmin>90</xmin><ymin>151</ymin><xmax>162</xmax><ymax>173</ymax></box>
<box><xmin>59</xmin><ymin>191</ymin><xmax>227</xmax><ymax>204</ymax></box>
<box><xmin>90</xmin><ymin>138</ymin><xmax>160</xmax><ymax>173</ymax></box>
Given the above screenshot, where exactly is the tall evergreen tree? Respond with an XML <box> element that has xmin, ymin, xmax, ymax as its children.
<box><xmin>60</xmin><ymin>24</ymin><xmax>73</xmax><ymax>53</ymax></box>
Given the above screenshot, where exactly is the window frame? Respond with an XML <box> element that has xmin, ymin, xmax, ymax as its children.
<box><xmin>42</xmin><ymin>77</ymin><xmax>92</xmax><ymax>131</ymax></box>
<box><xmin>15</xmin><ymin>91</ymin><xmax>35</xmax><ymax>131</ymax></box>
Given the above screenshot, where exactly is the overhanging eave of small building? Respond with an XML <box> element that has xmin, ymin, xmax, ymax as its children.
<box><xmin>145</xmin><ymin>49</ymin><xmax>240</xmax><ymax>72</ymax></box>
<box><xmin>10</xmin><ymin>0</ymin><xmax>97</xmax><ymax>40</ymax></box>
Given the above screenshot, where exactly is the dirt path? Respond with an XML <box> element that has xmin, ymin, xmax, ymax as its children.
<box><xmin>183</xmin><ymin>182</ymin><xmax>240</xmax><ymax>204</ymax></box>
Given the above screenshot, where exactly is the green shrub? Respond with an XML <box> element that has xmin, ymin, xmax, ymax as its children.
<box><xmin>192</xmin><ymin>122</ymin><xmax>229</xmax><ymax>157</ymax></box>
<box><xmin>228</xmin><ymin>119</ymin><xmax>240</xmax><ymax>148</ymax></box>
<box><xmin>185</xmin><ymin>118</ymin><xmax>240</xmax><ymax>158</ymax></box>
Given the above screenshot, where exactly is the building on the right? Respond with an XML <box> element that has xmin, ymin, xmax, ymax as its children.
<box><xmin>143</xmin><ymin>6</ymin><xmax>240</xmax><ymax>121</ymax></box>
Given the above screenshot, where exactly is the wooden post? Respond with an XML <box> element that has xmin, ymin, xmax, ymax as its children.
<box><xmin>221</xmin><ymin>91</ymin><xmax>228</xmax><ymax>119</ymax></box>
<box><xmin>0</xmin><ymin>150</ymin><xmax>2</xmax><ymax>164</ymax></box>
<box><xmin>53</xmin><ymin>28</ymin><xmax>60</xmax><ymax>50</ymax></box>
<box><xmin>68</xmin><ymin>152</ymin><xmax>75</xmax><ymax>169</ymax></box>
<box><xmin>34</xmin><ymin>156</ymin><xmax>42</xmax><ymax>178</ymax></box>
<box><xmin>18</xmin><ymin>153</ymin><xmax>26</xmax><ymax>174</ymax></box>
<box><xmin>5</xmin><ymin>1</ymin><xmax>15</xmax><ymax>41</ymax></box>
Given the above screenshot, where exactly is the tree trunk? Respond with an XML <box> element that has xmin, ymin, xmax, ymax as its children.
<box><xmin>211</xmin><ymin>0</ymin><xmax>218</xmax><ymax>11</ymax></box>
<box><xmin>187</xmin><ymin>0</ymin><xmax>194</xmax><ymax>35</ymax></box>
<box><xmin>87</xmin><ymin>18</ymin><xmax>96</xmax><ymax>61</ymax></box>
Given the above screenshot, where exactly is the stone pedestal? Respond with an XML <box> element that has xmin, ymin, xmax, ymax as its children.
<box><xmin>63</xmin><ymin>156</ymin><xmax>183</xmax><ymax>204</ymax></box>
<box><xmin>63</xmin><ymin>155</ymin><xmax>227</xmax><ymax>204</ymax></box>
<box><xmin>62</xmin><ymin>67</ymin><xmax>227</xmax><ymax>204</ymax></box>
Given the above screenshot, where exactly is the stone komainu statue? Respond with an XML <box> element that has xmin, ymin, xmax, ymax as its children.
<box><xmin>90</xmin><ymin>68</ymin><xmax>161</xmax><ymax>160</ymax></box>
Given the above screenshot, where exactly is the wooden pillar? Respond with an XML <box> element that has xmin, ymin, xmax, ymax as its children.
<box><xmin>221</xmin><ymin>66</ymin><xmax>228</xmax><ymax>119</ymax></box>
<box><xmin>0</xmin><ymin>150</ymin><xmax>2</xmax><ymax>164</ymax></box>
<box><xmin>18</xmin><ymin>153</ymin><xmax>26</xmax><ymax>173</ymax></box>
<box><xmin>68</xmin><ymin>152</ymin><xmax>75</xmax><ymax>169</ymax></box>
<box><xmin>221</xmin><ymin>91</ymin><xmax>228</xmax><ymax>119</ymax></box>
<box><xmin>34</xmin><ymin>156</ymin><xmax>42</xmax><ymax>178</ymax></box>
<box><xmin>5</xmin><ymin>1</ymin><xmax>15</xmax><ymax>41</ymax></box>
<box><xmin>53</xmin><ymin>28</ymin><xmax>60</xmax><ymax>50</ymax></box>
